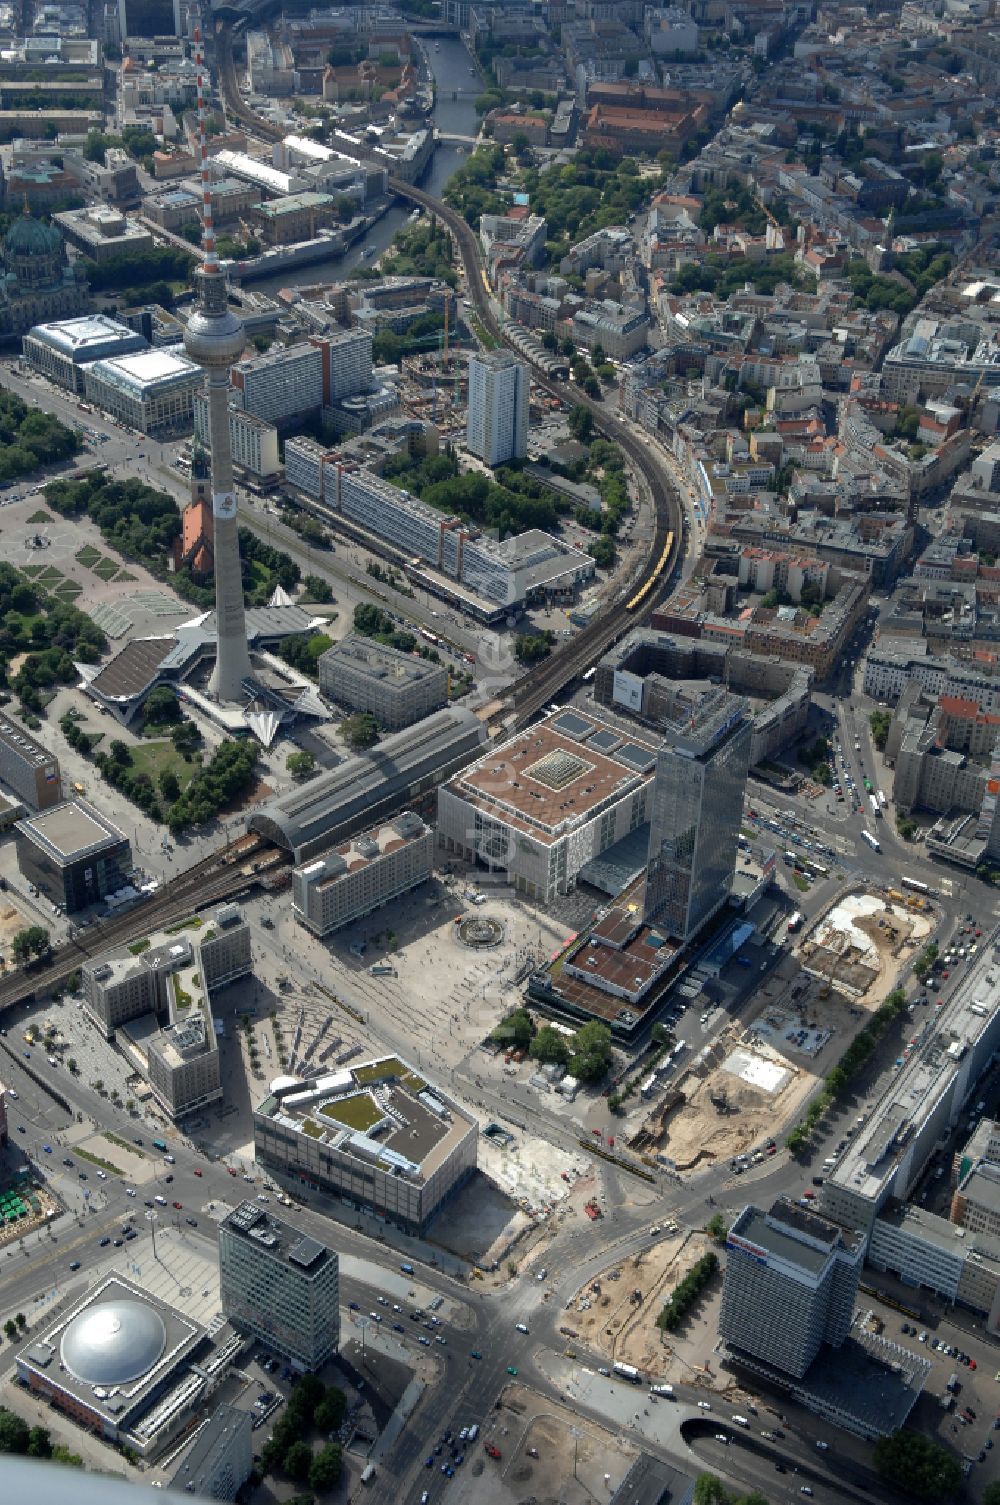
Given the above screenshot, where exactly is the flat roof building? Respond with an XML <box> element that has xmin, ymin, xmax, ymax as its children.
<box><xmin>53</xmin><ymin>205</ymin><xmax>152</xmax><ymax>264</ymax></box>
<box><xmin>219</xmin><ymin>1201</ymin><xmax>340</xmax><ymax>1372</ymax></box>
<box><xmin>293</xmin><ymin>811</ymin><xmax>433</xmax><ymax>937</ymax></box>
<box><xmin>317</xmin><ymin>633</ymin><xmax>448</xmax><ymax>730</ymax></box>
<box><xmin>15</xmin><ymin>797</ymin><xmax>130</xmax><ymax>912</ymax></box>
<box><xmin>167</xmin><ymin>1403</ymin><xmax>253</xmax><ymax>1501</ymax></box>
<box><xmin>84</xmin><ymin>347</ymin><xmax>203</xmax><ymax>436</ymax></box>
<box><xmin>437</xmin><ymin>708</ymin><xmax>658</xmax><ymax>903</ymax></box>
<box><xmin>0</xmin><ymin>715</ymin><xmax>61</xmax><ymax>811</ymax></box>
<box><xmin>22</xmin><ymin>313</ymin><xmax>147</xmax><ymax>392</ymax></box>
<box><xmin>821</xmin><ymin>927</ymin><xmax>1000</xmax><ymax>1237</ymax></box>
<box><xmin>254</xmin><ymin>1056</ymin><xmax>478</xmax><ymax>1235</ymax></box>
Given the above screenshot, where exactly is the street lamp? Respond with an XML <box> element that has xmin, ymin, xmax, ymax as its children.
<box><xmin>145</xmin><ymin>1209</ymin><xmax>158</xmax><ymax>1262</ymax></box>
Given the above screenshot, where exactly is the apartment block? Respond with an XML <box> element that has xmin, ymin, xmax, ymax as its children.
<box><xmin>230</xmin><ymin>343</ymin><xmax>324</xmax><ymax>428</ymax></box>
<box><xmin>293</xmin><ymin>811</ymin><xmax>433</xmax><ymax>937</ymax></box>
<box><xmin>219</xmin><ymin>1202</ymin><xmax>340</xmax><ymax>1372</ymax></box>
<box><xmin>194</xmin><ymin>393</ymin><xmax>280</xmax><ymax>478</ymax></box>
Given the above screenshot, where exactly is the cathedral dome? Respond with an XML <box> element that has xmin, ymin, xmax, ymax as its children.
<box><xmin>5</xmin><ymin>215</ymin><xmax>62</xmax><ymax>260</ymax></box>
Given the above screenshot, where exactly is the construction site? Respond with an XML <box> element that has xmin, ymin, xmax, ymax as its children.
<box><xmin>561</xmin><ymin>1227</ymin><xmax>719</xmax><ymax>1380</ymax></box>
<box><xmin>623</xmin><ymin>887</ymin><xmax>936</xmax><ymax>1177</ymax></box>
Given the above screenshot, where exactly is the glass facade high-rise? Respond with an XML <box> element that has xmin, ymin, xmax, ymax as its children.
<box><xmin>643</xmin><ymin>690</ymin><xmax>751</xmax><ymax>940</ymax></box>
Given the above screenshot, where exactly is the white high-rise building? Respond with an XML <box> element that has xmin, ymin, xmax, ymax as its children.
<box><xmin>466</xmin><ymin>350</ymin><xmax>528</xmax><ymax>466</ymax></box>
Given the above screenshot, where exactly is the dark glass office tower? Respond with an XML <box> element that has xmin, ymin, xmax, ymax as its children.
<box><xmin>643</xmin><ymin>689</ymin><xmax>751</xmax><ymax>940</ymax></box>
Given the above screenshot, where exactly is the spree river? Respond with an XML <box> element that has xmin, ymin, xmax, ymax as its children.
<box><xmin>251</xmin><ymin>33</ymin><xmax>480</xmax><ymax>296</ymax></box>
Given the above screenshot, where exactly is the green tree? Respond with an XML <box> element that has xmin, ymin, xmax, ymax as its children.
<box><xmin>314</xmin><ymin>1387</ymin><xmax>347</xmax><ymax>1433</ymax></box>
<box><xmin>980</xmin><ymin>1484</ymin><xmax>1000</xmax><ymax>1505</ymax></box>
<box><xmin>158</xmin><ymin>769</ymin><xmax>180</xmax><ymax>802</ymax></box>
<box><xmin>0</xmin><ymin>1407</ymin><xmax>29</xmax><ymax>1453</ymax></box>
<box><xmin>514</xmin><ymin>631</ymin><xmax>553</xmax><ymax>666</ymax></box>
<box><xmin>27</xmin><ymin>1425</ymin><xmax>52</xmax><ymax>1458</ymax></box>
<box><xmin>303</xmin><ymin>573</ymin><xmax>333</xmax><ymax>603</ymax></box>
<box><xmin>873</xmin><ymin>1430</ymin><xmax>962</xmax><ymax>1501</ymax></box>
<box><xmin>15</xmin><ymin>1314</ymin><xmax>26</xmax><ymax>1329</ymax></box>
<box><xmin>2</xmin><ymin>1320</ymin><xmax>16</xmax><ymax>1341</ymax></box>
<box><xmin>569</xmin><ymin>1020</ymin><xmax>613</xmax><ymax>1082</ymax></box>
<box><xmin>341</xmin><ymin>713</ymin><xmax>379</xmax><ymax>750</ymax></box>
<box><xmin>109</xmin><ymin>738</ymin><xmax>131</xmax><ymax>766</ymax></box>
<box><xmin>529</xmin><ymin>1025</ymin><xmax>571</xmax><ymax>1066</ymax></box>
<box><xmin>287</xmin><ymin>750</ymin><xmax>316</xmax><ymax>778</ymax></box>
<box><xmin>568</xmin><ymin>405</ymin><xmax>594</xmax><ymax>442</ymax></box>
<box><xmin>490</xmin><ymin>1007</ymin><xmax>536</xmax><ymax>1049</ymax></box>
<box><xmin>144</xmin><ymin>685</ymin><xmax>180</xmax><ymax>725</ymax></box>
<box><xmin>12</xmin><ymin>926</ymin><xmax>50</xmax><ymax>966</ymax></box>
<box><xmin>870</xmin><ymin>710</ymin><xmax>891</xmax><ymax>751</ymax></box>
<box><xmin>283</xmin><ymin>1440</ymin><xmax>314</xmax><ymax>1482</ymax></box>
<box><xmin>308</xmin><ymin>1442</ymin><xmax>343</xmax><ymax>1491</ymax></box>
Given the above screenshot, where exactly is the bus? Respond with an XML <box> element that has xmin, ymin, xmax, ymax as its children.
<box><xmin>901</xmin><ymin>876</ymin><xmax>929</xmax><ymax>895</ymax></box>
<box><xmin>152</xmin><ymin>1138</ymin><xmax>167</xmax><ymax>1152</ymax></box>
<box><xmin>787</xmin><ymin>911</ymin><xmax>803</xmax><ymax>933</ymax></box>
<box><xmin>861</xmin><ymin>830</ymin><xmax>881</xmax><ymax>852</ymax></box>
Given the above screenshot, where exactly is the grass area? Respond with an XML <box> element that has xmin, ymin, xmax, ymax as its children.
<box><xmin>53</xmin><ymin>580</ymin><xmax>82</xmax><ymax>601</ymax></box>
<box><xmin>37</xmin><ymin>566</ymin><xmax>63</xmax><ymax>585</ymax></box>
<box><xmin>401</xmin><ymin>1071</ymin><xmax>427</xmax><ymax>1094</ymax></box>
<box><xmin>792</xmin><ymin>873</ymin><xmax>811</xmax><ymax>892</ymax></box>
<box><xmin>468</xmin><ymin>313</ymin><xmax>499</xmax><ymax>351</ymax></box>
<box><xmin>318</xmin><ymin>1093</ymin><xmax>383</xmax><ymax>1131</ymax></box>
<box><xmin>19</xmin><ymin>564</ymin><xmax>44</xmax><ymax>577</ymax></box>
<box><xmin>104</xmin><ymin>1132</ymin><xmax>146</xmax><ymax>1158</ymax></box>
<box><xmin>27</xmin><ymin>510</ymin><xmax>53</xmax><ymax>525</ymax></box>
<box><xmin>165</xmin><ymin>915</ymin><xmax>203</xmax><ymax>935</ymax></box>
<box><xmin>75</xmin><ymin>1147</ymin><xmax>123</xmax><ymax>1176</ymax></box>
<box><xmin>171</xmin><ymin>973</ymin><xmax>193</xmax><ymax>1009</ymax></box>
<box><xmin>115</xmin><ymin>570</ymin><xmax>136</xmax><ymax>583</ymax></box>
<box><xmin>354</xmin><ymin>1058</ymin><xmax>403</xmax><ymax>1084</ymax></box>
<box><xmin>301</xmin><ymin>1118</ymin><xmax>324</xmax><ymax>1139</ymax></box>
<box><xmin>93</xmin><ymin>557</ymin><xmax>119</xmax><ymax>581</ymax></box>
<box><xmin>128</xmin><ymin>938</ymin><xmax>150</xmax><ymax>955</ymax></box>
<box><xmin>128</xmin><ymin>738</ymin><xmax>197</xmax><ymax>793</ymax></box>
<box><xmin>76</xmin><ymin>545</ymin><xmax>100</xmax><ymax>566</ymax></box>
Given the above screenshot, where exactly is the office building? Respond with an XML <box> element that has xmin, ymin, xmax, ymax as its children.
<box><xmin>219</xmin><ymin>1202</ymin><xmax>340</xmax><ymax>1371</ymax></box>
<box><xmin>168</xmin><ymin>1403</ymin><xmax>253</xmax><ymax>1501</ymax></box>
<box><xmin>642</xmin><ymin>689</ymin><xmax>751</xmax><ymax>940</ymax></box>
<box><xmin>317</xmin><ymin>634</ymin><xmax>448</xmax><ymax>729</ymax></box>
<box><xmin>183</xmin><ymin>78</ymin><xmax>253</xmax><ymax>709</ymax></box>
<box><xmin>293</xmin><ymin>811</ymin><xmax>433</xmax><ymax>937</ymax></box>
<box><xmin>0</xmin><ymin>717</ymin><xmax>60</xmax><ymax>811</ymax></box>
<box><xmin>437</xmin><ymin>708</ymin><xmax>658</xmax><ymax>903</ymax></box>
<box><xmin>230</xmin><ymin>342</ymin><xmax>323</xmax><ymax>429</ymax></box>
<box><xmin>466</xmin><ymin>350</ymin><xmax>529</xmax><ymax>466</ymax></box>
<box><xmin>193</xmin><ymin>393</ymin><xmax>281</xmax><ymax>478</ymax></box>
<box><xmin>867</xmin><ymin>1201</ymin><xmax>1000</xmax><ymax>1332</ymax></box>
<box><xmin>15</xmin><ymin>798</ymin><xmax>130</xmax><ymax>912</ymax></box>
<box><xmin>254</xmin><ymin>1056</ymin><xmax>478</xmax><ymax>1235</ymax></box>
<box><xmin>22</xmin><ymin>313</ymin><xmax>147</xmax><ymax>393</ymax></box>
<box><xmin>83</xmin><ymin>348</ymin><xmax>203</xmax><ymax>436</ymax></box>
<box><xmin>721</xmin><ymin>1198</ymin><xmax>863</xmax><ymax>1379</ymax></box>
<box><xmin>821</xmin><ymin>928</ymin><xmax>1000</xmax><ymax>1238</ymax></box>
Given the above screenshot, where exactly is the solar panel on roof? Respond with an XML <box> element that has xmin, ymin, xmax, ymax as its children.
<box><xmin>552</xmin><ymin>712</ymin><xmax>594</xmax><ymax>740</ymax></box>
<box><xmin>614</xmin><ymin>743</ymin><xmax>656</xmax><ymax>772</ymax></box>
<box><xmin>588</xmin><ymin>730</ymin><xmax>622</xmax><ymax>753</ymax></box>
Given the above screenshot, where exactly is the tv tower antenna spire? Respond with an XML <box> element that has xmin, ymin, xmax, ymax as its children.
<box><xmin>183</xmin><ymin>19</ymin><xmax>252</xmax><ymax>704</ymax></box>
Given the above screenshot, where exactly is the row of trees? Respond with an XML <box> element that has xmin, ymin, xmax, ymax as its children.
<box><xmin>873</xmin><ymin>1430</ymin><xmax>962</xmax><ymax>1501</ymax></box>
<box><xmin>383</xmin><ymin>451</ymin><xmax>568</xmax><ymax>541</ymax></box>
<box><xmin>353</xmin><ymin>603</ymin><xmax>441</xmax><ymax>666</ymax></box>
<box><xmin>83</xmin><ymin>243</ymin><xmax>195</xmax><ymax>295</ymax></box>
<box><xmin>11</xmin><ymin>926</ymin><xmax>50</xmax><ymax>967</ymax></box>
<box><xmin>489</xmin><ymin>1008</ymin><xmax>613</xmax><ymax>1083</ymax></box>
<box><xmin>514</xmin><ymin>630</ymin><xmax>554</xmax><ymax>666</ymax></box>
<box><xmin>786</xmin><ymin>986</ymin><xmax>908</xmax><ymax>1155</ymax></box>
<box><xmin>380</xmin><ymin>216</ymin><xmax>457</xmax><ymax>287</ymax></box>
<box><xmin>693</xmin><ymin>1474</ymin><xmax>769</xmax><ymax>1505</ymax></box>
<box><xmin>276</xmin><ymin>632</ymin><xmax>333</xmax><ymax>681</ymax></box>
<box><xmin>0</xmin><ymin>1405</ymin><xmax>82</xmax><ymax>1466</ymax></box>
<box><xmin>870</xmin><ymin>709</ymin><xmax>891</xmax><ymax>751</ymax></box>
<box><xmin>656</xmin><ymin>1251</ymin><xmax>719</xmax><ymax>1331</ymax></box>
<box><xmin>0</xmin><ymin>560</ymin><xmax>107</xmax><ymax>714</ymax></box>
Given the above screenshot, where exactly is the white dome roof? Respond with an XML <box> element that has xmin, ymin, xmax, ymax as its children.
<box><xmin>60</xmin><ymin>1299</ymin><xmax>166</xmax><ymax>1386</ymax></box>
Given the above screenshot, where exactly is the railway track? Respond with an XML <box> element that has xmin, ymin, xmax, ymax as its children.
<box><xmin>0</xmin><ymin>837</ymin><xmax>287</xmax><ymax>1013</ymax></box>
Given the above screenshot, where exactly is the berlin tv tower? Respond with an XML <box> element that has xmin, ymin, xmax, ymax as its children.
<box><xmin>183</xmin><ymin>24</ymin><xmax>252</xmax><ymax>703</ymax></box>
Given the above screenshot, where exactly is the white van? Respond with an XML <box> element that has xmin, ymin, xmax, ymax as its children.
<box><xmin>468</xmin><ymin>1424</ymin><xmax>479</xmax><ymax>1441</ymax></box>
<box><xmin>154</xmin><ymin>1194</ymin><xmax>167</xmax><ymax>1205</ymax></box>
<box><xmin>731</xmin><ymin>1415</ymin><xmax>749</xmax><ymax>1428</ymax></box>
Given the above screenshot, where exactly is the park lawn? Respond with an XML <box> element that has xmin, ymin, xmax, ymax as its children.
<box><xmin>76</xmin><ymin>545</ymin><xmax>101</xmax><ymax>566</ymax></box>
<box><xmin>114</xmin><ymin>570</ymin><xmax>136</xmax><ymax>583</ymax></box>
<box><xmin>28</xmin><ymin>510</ymin><xmax>53</xmax><ymax>525</ymax></box>
<box><xmin>19</xmin><ymin>565</ymin><xmax>44</xmax><ymax>577</ymax></box>
<box><xmin>54</xmin><ymin>580</ymin><xmax>83</xmax><ymax>601</ymax></box>
<box><xmin>127</xmin><ymin>738</ymin><xmax>197</xmax><ymax>792</ymax></box>
<box><xmin>93</xmin><ymin>557</ymin><xmax>119</xmax><ymax>581</ymax></box>
<box><xmin>37</xmin><ymin>566</ymin><xmax>63</xmax><ymax>585</ymax></box>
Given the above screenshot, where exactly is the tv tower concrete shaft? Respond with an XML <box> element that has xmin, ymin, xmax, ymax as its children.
<box><xmin>183</xmin><ymin>23</ymin><xmax>251</xmax><ymax>704</ymax></box>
